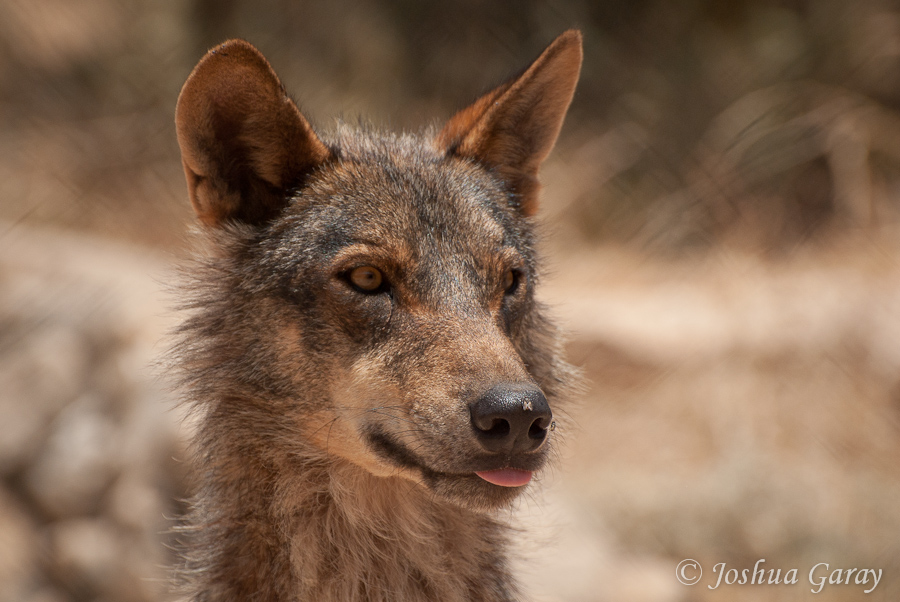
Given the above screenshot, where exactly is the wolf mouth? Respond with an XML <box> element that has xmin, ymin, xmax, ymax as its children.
<box><xmin>364</xmin><ymin>427</ymin><xmax>545</xmax><ymax>486</ymax></box>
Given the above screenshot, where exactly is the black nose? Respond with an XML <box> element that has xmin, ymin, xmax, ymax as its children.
<box><xmin>470</xmin><ymin>384</ymin><xmax>552</xmax><ymax>454</ymax></box>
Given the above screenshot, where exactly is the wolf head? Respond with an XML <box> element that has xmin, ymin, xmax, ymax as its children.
<box><xmin>175</xmin><ymin>33</ymin><xmax>582</xmax><ymax>511</ymax></box>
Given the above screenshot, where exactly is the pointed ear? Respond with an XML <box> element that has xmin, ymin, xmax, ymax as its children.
<box><xmin>437</xmin><ymin>30</ymin><xmax>582</xmax><ymax>217</ymax></box>
<box><xmin>175</xmin><ymin>40</ymin><xmax>332</xmax><ymax>227</ymax></box>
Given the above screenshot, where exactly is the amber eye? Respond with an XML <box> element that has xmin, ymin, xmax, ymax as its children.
<box><xmin>348</xmin><ymin>266</ymin><xmax>384</xmax><ymax>293</ymax></box>
<box><xmin>502</xmin><ymin>269</ymin><xmax>520</xmax><ymax>295</ymax></box>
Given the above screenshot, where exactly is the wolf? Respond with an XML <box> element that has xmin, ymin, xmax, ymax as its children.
<box><xmin>172</xmin><ymin>30</ymin><xmax>582</xmax><ymax>602</ymax></box>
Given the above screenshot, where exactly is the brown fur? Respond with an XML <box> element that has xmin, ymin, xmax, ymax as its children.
<box><xmin>173</xmin><ymin>31</ymin><xmax>582</xmax><ymax>602</ymax></box>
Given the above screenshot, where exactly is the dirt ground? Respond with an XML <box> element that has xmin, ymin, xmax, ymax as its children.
<box><xmin>521</xmin><ymin>234</ymin><xmax>900</xmax><ymax>602</ymax></box>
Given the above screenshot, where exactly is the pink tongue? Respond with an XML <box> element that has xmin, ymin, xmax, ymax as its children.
<box><xmin>475</xmin><ymin>468</ymin><xmax>533</xmax><ymax>487</ymax></box>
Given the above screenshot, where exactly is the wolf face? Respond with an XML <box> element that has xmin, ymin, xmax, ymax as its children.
<box><xmin>175</xmin><ymin>34</ymin><xmax>581</xmax><ymax>511</ymax></box>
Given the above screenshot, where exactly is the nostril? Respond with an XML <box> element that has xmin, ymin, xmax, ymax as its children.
<box><xmin>527</xmin><ymin>417</ymin><xmax>548</xmax><ymax>440</ymax></box>
<box><xmin>477</xmin><ymin>418</ymin><xmax>511</xmax><ymax>439</ymax></box>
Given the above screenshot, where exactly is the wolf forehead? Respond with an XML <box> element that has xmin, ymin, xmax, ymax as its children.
<box><xmin>272</xmin><ymin>128</ymin><xmax>538</xmax><ymax>265</ymax></box>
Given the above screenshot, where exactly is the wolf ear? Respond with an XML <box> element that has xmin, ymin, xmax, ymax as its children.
<box><xmin>175</xmin><ymin>40</ymin><xmax>332</xmax><ymax>227</ymax></box>
<box><xmin>438</xmin><ymin>30</ymin><xmax>582</xmax><ymax>217</ymax></box>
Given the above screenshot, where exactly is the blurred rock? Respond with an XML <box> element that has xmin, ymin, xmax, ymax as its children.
<box><xmin>109</xmin><ymin>473</ymin><xmax>165</xmax><ymax>533</ymax></box>
<box><xmin>25</xmin><ymin>394</ymin><xmax>120</xmax><ymax>519</ymax></box>
<box><xmin>0</xmin><ymin>488</ymin><xmax>40</xmax><ymax>602</ymax></box>
<box><xmin>0</xmin><ymin>323</ymin><xmax>90</xmax><ymax>475</ymax></box>
<box><xmin>0</xmin><ymin>221</ymin><xmax>184</xmax><ymax>602</ymax></box>
<box><xmin>50</xmin><ymin>518</ymin><xmax>133</xmax><ymax>600</ymax></box>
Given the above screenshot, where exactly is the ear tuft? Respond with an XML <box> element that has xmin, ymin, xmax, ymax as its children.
<box><xmin>175</xmin><ymin>40</ymin><xmax>332</xmax><ymax>227</ymax></box>
<box><xmin>438</xmin><ymin>30</ymin><xmax>583</xmax><ymax>217</ymax></box>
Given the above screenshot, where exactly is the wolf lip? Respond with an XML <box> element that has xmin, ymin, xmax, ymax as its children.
<box><xmin>475</xmin><ymin>468</ymin><xmax>533</xmax><ymax>487</ymax></box>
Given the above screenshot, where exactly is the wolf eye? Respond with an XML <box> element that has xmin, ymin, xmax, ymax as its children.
<box><xmin>503</xmin><ymin>269</ymin><xmax>521</xmax><ymax>295</ymax></box>
<box><xmin>348</xmin><ymin>266</ymin><xmax>384</xmax><ymax>293</ymax></box>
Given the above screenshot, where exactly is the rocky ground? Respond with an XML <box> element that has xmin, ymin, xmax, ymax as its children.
<box><xmin>0</xmin><ymin>222</ymin><xmax>185</xmax><ymax>602</ymax></box>
<box><xmin>2</xmin><ymin>220</ymin><xmax>899</xmax><ymax>602</ymax></box>
<box><xmin>523</xmin><ymin>237</ymin><xmax>900</xmax><ymax>602</ymax></box>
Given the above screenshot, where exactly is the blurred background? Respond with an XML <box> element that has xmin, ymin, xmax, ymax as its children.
<box><xmin>1</xmin><ymin>1</ymin><xmax>899</xmax><ymax>601</ymax></box>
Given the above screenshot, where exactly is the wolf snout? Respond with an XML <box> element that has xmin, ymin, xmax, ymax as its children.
<box><xmin>470</xmin><ymin>384</ymin><xmax>552</xmax><ymax>454</ymax></box>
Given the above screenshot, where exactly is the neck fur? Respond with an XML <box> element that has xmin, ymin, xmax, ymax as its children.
<box><xmin>181</xmin><ymin>440</ymin><xmax>518</xmax><ymax>602</ymax></box>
